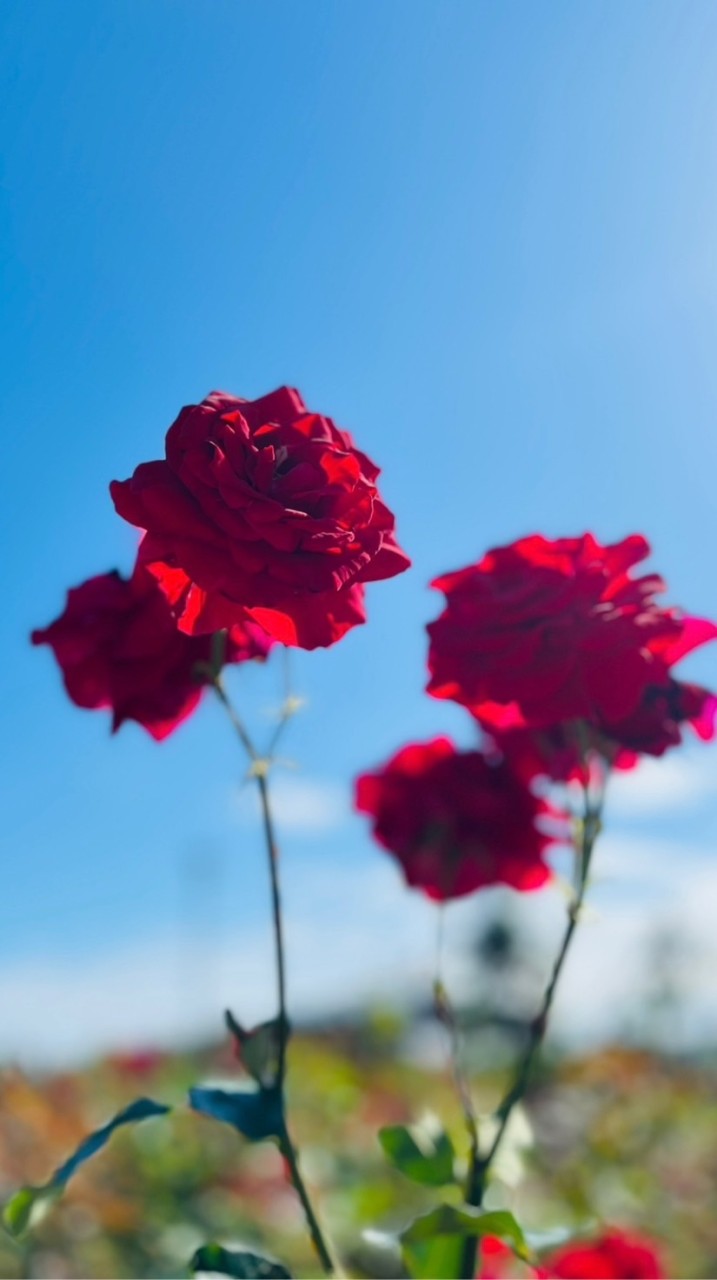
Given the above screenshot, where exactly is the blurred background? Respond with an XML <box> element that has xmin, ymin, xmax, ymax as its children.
<box><xmin>1</xmin><ymin>2</ymin><xmax>717</xmax><ymax>1276</ymax></box>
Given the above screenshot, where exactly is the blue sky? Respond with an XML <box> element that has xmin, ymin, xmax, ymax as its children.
<box><xmin>3</xmin><ymin>1</ymin><xmax>717</xmax><ymax>1063</ymax></box>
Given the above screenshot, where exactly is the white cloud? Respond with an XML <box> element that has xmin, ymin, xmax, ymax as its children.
<box><xmin>548</xmin><ymin>860</ymin><xmax>717</xmax><ymax>1047</ymax></box>
<box><xmin>2</xmin><ymin>840</ymin><xmax>716</xmax><ymax>1069</ymax></box>
<box><xmin>232</xmin><ymin>775</ymin><xmax>349</xmax><ymax>835</ymax></box>
<box><xmin>588</xmin><ymin>830</ymin><xmax>713</xmax><ymax>897</ymax></box>
<box><xmin>0</xmin><ymin>858</ymin><xmax>435</xmax><ymax>1068</ymax></box>
<box><xmin>606</xmin><ymin>750</ymin><xmax>715</xmax><ymax>817</ymax></box>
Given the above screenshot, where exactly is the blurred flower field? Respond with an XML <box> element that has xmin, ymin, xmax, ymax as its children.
<box><xmin>1</xmin><ymin>1018</ymin><xmax>715</xmax><ymax>1279</ymax></box>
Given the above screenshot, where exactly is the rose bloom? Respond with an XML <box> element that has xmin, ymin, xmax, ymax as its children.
<box><xmin>476</xmin><ymin>1230</ymin><xmax>663</xmax><ymax>1279</ymax></box>
<box><xmin>427</xmin><ymin>533</ymin><xmax>717</xmax><ymax>732</ymax></box>
<box><xmin>488</xmin><ymin>674</ymin><xmax>717</xmax><ymax>786</ymax></box>
<box><xmin>32</xmin><ymin>564</ymin><xmax>272</xmax><ymax>739</ymax></box>
<box><xmin>477</xmin><ymin>1236</ymin><xmax>538</xmax><ymax>1279</ymax></box>
<box><xmin>604</xmin><ymin>675</ymin><xmax>716</xmax><ymax>770</ymax></box>
<box><xmin>110</xmin><ymin>387</ymin><xmax>410</xmax><ymax>650</ymax></box>
<box><xmin>546</xmin><ymin>1231</ymin><xmax>664</xmax><ymax>1279</ymax></box>
<box><xmin>354</xmin><ymin>737</ymin><xmax>563</xmax><ymax>900</ymax></box>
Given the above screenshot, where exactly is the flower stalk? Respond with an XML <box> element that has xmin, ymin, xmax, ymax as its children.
<box><xmin>212</xmin><ymin>670</ymin><xmax>338</xmax><ymax>1277</ymax></box>
<box><xmin>459</xmin><ymin>775</ymin><xmax>606</xmax><ymax>1280</ymax></box>
<box><xmin>434</xmin><ymin>975</ymin><xmax>480</xmax><ymax>1179</ymax></box>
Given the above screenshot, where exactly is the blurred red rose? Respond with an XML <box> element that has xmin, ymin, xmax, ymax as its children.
<box><xmin>488</xmin><ymin>674</ymin><xmax>717</xmax><ymax>786</ymax></box>
<box><xmin>110</xmin><ymin>387</ymin><xmax>410</xmax><ymax>650</ymax></box>
<box><xmin>475</xmin><ymin>1231</ymin><xmax>663</xmax><ymax>1279</ymax></box>
<box><xmin>107</xmin><ymin>1049</ymin><xmax>166</xmax><ymax>1077</ymax></box>
<box><xmin>606</xmin><ymin>675</ymin><xmax>716</xmax><ymax>769</ymax></box>
<box><xmin>32</xmin><ymin>564</ymin><xmax>272</xmax><ymax>739</ymax></box>
<box><xmin>606</xmin><ymin>618</ymin><xmax>717</xmax><ymax>768</ymax></box>
<box><xmin>485</xmin><ymin>724</ymin><xmax>594</xmax><ymax>787</ymax></box>
<box><xmin>355</xmin><ymin>737</ymin><xmax>563</xmax><ymax>900</ymax></box>
<box><xmin>545</xmin><ymin>1230</ymin><xmax>664</xmax><ymax>1278</ymax></box>
<box><xmin>476</xmin><ymin>1236</ymin><xmax>539</xmax><ymax>1279</ymax></box>
<box><xmin>427</xmin><ymin>533</ymin><xmax>717</xmax><ymax>732</ymax></box>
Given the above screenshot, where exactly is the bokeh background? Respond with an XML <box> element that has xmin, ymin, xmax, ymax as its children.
<box><xmin>1</xmin><ymin>3</ymin><xmax>717</xmax><ymax>1276</ymax></box>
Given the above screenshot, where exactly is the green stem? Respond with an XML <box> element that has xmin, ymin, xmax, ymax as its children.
<box><xmin>279</xmin><ymin>1130</ymin><xmax>336</xmax><ymax>1276</ymax></box>
<box><xmin>255</xmin><ymin>768</ymin><xmax>289</xmax><ymax>1087</ymax></box>
<box><xmin>213</xmin><ymin>672</ymin><xmax>338</xmax><ymax>1276</ymax></box>
<box><xmin>459</xmin><ymin>778</ymin><xmax>605</xmax><ymax>1280</ymax></box>
<box><xmin>433</xmin><ymin>908</ymin><xmax>480</xmax><ymax>1188</ymax></box>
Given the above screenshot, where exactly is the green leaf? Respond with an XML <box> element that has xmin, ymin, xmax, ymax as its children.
<box><xmin>400</xmin><ymin>1206</ymin><xmax>532</xmax><ymax>1279</ymax></box>
<box><xmin>191</xmin><ymin>1243</ymin><xmax>292</xmax><ymax>1278</ymax></box>
<box><xmin>189</xmin><ymin>1085</ymin><xmax>284</xmax><ymax>1142</ymax></box>
<box><xmin>225</xmin><ymin>1010</ymin><xmax>285</xmax><ymax>1089</ymax></box>
<box><xmin>2</xmin><ymin>1185</ymin><xmax>61</xmax><ymax>1237</ymax></box>
<box><xmin>402</xmin><ymin>1206</ymin><xmax>529</xmax><ymax>1252</ymax></box>
<box><xmin>379</xmin><ymin>1122</ymin><xmax>456</xmax><ymax>1186</ymax></box>
<box><xmin>2</xmin><ymin>1097</ymin><xmax>170</xmax><ymax>1238</ymax></box>
<box><xmin>402</xmin><ymin>1233</ymin><xmax>463</xmax><ymax>1280</ymax></box>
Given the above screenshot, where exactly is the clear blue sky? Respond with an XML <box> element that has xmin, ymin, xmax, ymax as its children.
<box><xmin>3</xmin><ymin>1</ymin><xmax>717</xmax><ymax>1060</ymax></box>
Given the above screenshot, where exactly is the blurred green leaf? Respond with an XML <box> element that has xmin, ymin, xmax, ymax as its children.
<box><xmin>379</xmin><ymin>1122</ymin><xmax>456</xmax><ymax>1186</ymax></box>
<box><xmin>401</xmin><ymin>1206</ymin><xmax>531</xmax><ymax>1278</ymax></box>
<box><xmin>225</xmin><ymin>1010</ymin><xmax>284</xmax><ymax>1089</ymax></box>
<box><xmin>402</xmin><ymin>1232</ymin><xmax>464</xmax><ymax>1280</ymax></box>
<box><xmin>2</xmin><ymin>1184</ymin><xmax>60</xmax><ymax>1237</ymax></box>
<box><xmin>190</xmin><ymin>1243</ymin><xmax>292</xmax><ymax>1277</ymax></box>
<box><xmin>189</xmin><ymin>1085</ymin><xmax>284</xmax><ymax>1142</ymax></box>
<box><xmin>2</xmin><ymin>1097</ymin><xmax>170</xmax><ymax>1238</ymax></box>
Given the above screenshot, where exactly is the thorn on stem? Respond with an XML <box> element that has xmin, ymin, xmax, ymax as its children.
<box><xmin>248</xmin><ymin>758</ymin><xmax>270</xmax><ymax>778</ymax></box>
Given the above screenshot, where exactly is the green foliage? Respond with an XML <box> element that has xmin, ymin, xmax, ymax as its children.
<box><xmin>225</xmin><ymin>1011</ymin><xmax>284</xmax><ymax>1090</ymax></box>
<box><xmin>400</xmin><ymin>1206</ymin><xmax>531</xmax><ymax>1279</ymax></box>
<box><xmin>189</xmin><ymin>1085</ymin><xmax>284</xmax><ymax>1143</ymax></box>
<box><xmin>2</xmin><ymin>1097</ymin><xmax>169</xmax><ymax>1239</ymax></box>
<box><xmin>190</xmin><ymin>1243</ymin><xmax>292</xmax><ymax>1278</ymax></box>
<box><xmin>1</xmin><ymin>1037</ymin><xmax>714</xmax><ymax>1278</ymax></box>
<box><xmin>379</xmin><ymin>1121</ymin><xmax>456</xmax><ymax>1186</ymax></box>
<box><xmin>2</xmin><ymin>1185</ymin><xmax>60</xmax><ymax>1238</ymax></box>
<box><xmin>401</xmin><ymin>1228</ymin><xmax>463</xmax><ymax>1279</ymax></box>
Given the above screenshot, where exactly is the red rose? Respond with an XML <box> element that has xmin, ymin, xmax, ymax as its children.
<box><xmin>607</xmin><ymin>676</ymin><xmax>716</xmax><ymax>769</ymax></box>
<box><xmin>485</xmin><ymin>724</ymin><xmax>592</xmax><ymax>786</ymax></box>
<box><xmin>476</xmin><ymin>1236</ymin><xmax>542</xmax><ymax>1278</ymax></box>
<box><xmin>545</xmin><ymin>1230</ymin><xmax>664</xmax><ymax>1279</ymax></box>
<box><xmin>110</xmin><ymin>387</ymin><xmax>410</xmax><ymax>649</ymax></box>
<box><xmin>354</xmin><ymin>737</ymin><xmax>562</xmax><ymax>900</ymax></box>
<box><xmin>605</xmin><ymin>615</ymin><xmax>717</xmax><ymax>767</ymax></box>
<box><xmin>31</xmin><ymin>564</ymin><xmax>272</xmax><ymax>740</ymax></box>
<box><xmin>488</xmin><ymin>675</ymin><xmax>717</xmax><ymax>785</ymax></box>
<box><xmin>427</xmin><ymin>533</ymin><xmax>717</xmax><ymax>731</ymax></box>
<box><xmin>474</xmin><ymin>1231</ymin><xmax>663</xmax><ymax>1280</ymax></box>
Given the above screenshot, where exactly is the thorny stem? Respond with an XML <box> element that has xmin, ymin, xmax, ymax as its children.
<box><xmin>212</xmin><ymin>662</ymin><xmax>338</xmax><ymax>1277</ymax></box>
<box><xmin>265</xmin><ymin>648</ymin><xmax>300</xmax><ymax>763</ymax></box>
<box><xmin>459</xmin><ymin>774</ymin><xmax>606</xmax><ymax>1280</ymax></box>
<box><xmin>279</xmin><ymin>1130</ymin><xmax>336</xmax><ymax>1275</ymax></box>
<box><xmin>212</xmin><ymin>678</ymin><xmax>256</xmax><ymax>762</ymax></box>
<box><xmin>255</xmin><ymin>767</ymin><xmax>289</xmax><ymax>1088</ymax></box>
